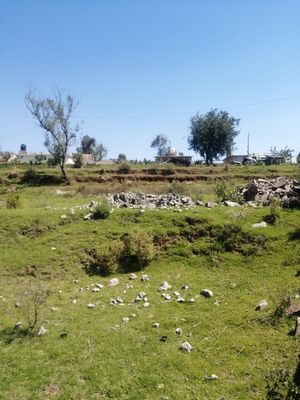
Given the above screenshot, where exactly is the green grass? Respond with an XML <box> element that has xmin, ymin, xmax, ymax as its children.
<box><xmin>0</xmin><ymin>167</ymin><xmax>300</xmax><ymax>399</ymax></box>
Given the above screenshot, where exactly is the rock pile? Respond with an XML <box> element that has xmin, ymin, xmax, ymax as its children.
<box><xmin>106</xmin><ymin>192</ymin><xmax>194</xmax><ymax>209</ymax></box>
<box><xmin>238</xmin><ymin>177</ymin><xmax>300</xmax><ymax>207</ymax></box>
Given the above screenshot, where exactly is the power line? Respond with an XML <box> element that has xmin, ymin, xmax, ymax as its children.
<box><xmin>80</xmin><ymin>94</ymin><xmax>300</xmax><ymax>120</ymax></box>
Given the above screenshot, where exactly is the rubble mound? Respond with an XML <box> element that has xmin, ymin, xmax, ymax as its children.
<box><xmin>106</xmin><ymin>192</ymin><xmax>194</xmax><ymax>209</ymax></box>
<box><xmin>238</xmin><ymin>177</ymin><xmax>300</xmax><ymax>208</ymax></box>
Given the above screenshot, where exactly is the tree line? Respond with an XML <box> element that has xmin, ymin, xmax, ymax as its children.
<box><xmin>25</xmin><ymin>88</ymin><xmax>294</xmax><ymax>180</ymax></box>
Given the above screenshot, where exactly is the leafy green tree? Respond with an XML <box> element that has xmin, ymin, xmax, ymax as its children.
<box><xmin>270</xmin><ymin>146</ymin><xmax>294</xmax><ymax>160</ymax></box>
<box><xmin>25</xmin><ymin>88</ymin><xmax>80</xmax><ymax>180</ymax></box>
<box><xmin>188</xmin><ymin>109</ymin><xmax>240</xmax><ymax>165</ymax></box>
<box><xmin>117</xmin><ymin>153</ymin><xmax>127</xmax><ymax>162</ymax></box>
<box><xmin>78</xmin><ymin>135</ymin><xmax>96</xmax><ymax>154</ymax></box>
<box><xmin>151</xmin><ymin>134</ymin><xmax>170</xmax><ymax>156</ymax></box>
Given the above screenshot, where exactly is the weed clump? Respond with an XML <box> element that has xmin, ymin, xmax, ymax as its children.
<box><xmin>117</xmin><ymin>161</ymin><xmax>132</xmax><ymax>174</ymax></box>
<box><xmin>84</xmin><ymin>232</ymin><xmax>154</xmax><ymax>275</ymax></box>
<box><xmin>92</xmin><ymin>201</ymin><xmax>111</xmax><ymax>219</ymax></box>
<box><xmin>215</xmin><ymin>179</ymin><xmax>240</xmax><ymax>203</ymax></box>
<box><xmin>264</xmin><ymin>198</ymin><xmax>282</xmax><ymax>225</ymax></box>
<box><xmin>6</xmin><ymin>193</ymin><xmax>22</xmax><ymax>209</ymax></box>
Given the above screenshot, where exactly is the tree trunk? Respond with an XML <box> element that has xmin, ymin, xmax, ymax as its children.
<box><xmin>60</xmin><ymin>163</ymin><xmax>68</xmax><ymax>182</ymax></box>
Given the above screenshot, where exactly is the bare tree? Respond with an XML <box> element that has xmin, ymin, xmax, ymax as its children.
<box><xmin>25</xmin><ymin>88</ymin><xmax>80</xmax><ymax>180</ymax></box>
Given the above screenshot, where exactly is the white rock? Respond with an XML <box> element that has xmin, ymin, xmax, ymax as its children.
<box><xmin>109</xmin><ymin>278</ymin><xmax>119</xmax><ymax>287</ymax></box>
<box><xmin>122</xmin><ymin>317</ymin><xmax>129</xmax><ymax>323</ymax></box>
<box><xmin>87</xmin><ymin>303</ymin><xmax>95</xmax><ymax>308</ymax></box>
<box><xmin>224</xmin><ymin>200</ymin><xmax>240</xmax><ymax>207</ymax></box>
<box><xmin>152</xmin><ymin>322</ymin><xmax>160</xmax><ymax>328</ymax></box>
<box><xmin>92</xmin><ymin>287</ymin><xmax>100</xmax><ymax>292</ymax></box>
<box><xmin>173</xmin><ymin>291</ymin><xmax>181</xmax><ymax>297</ymax></box>
<box><xmin>176</xmin><ymin>297</ymin><xmax>185</xmax><ymax>303</ymax></box>
<box><xmin>189</xmin><ymin>298</ymin><xmax>195</xmax><ymax>303</ymax></box>
<box><xmin>162</xmin><ymin>293</ymin><xmax>172</xmax><ymax>301</ymax></box>
<box><xmin>37</xmin><ymin>325</ymin><xmax>47</xmax><ymax>336</ymax></box>
<box><xmin>15</xmin><ymin>321</ymin><xmax>22</xmax><ymax>329</ymax></box>
<box><xmin>252</xmin><ymin>221</ymin><xmax>267</xmax><ymax>228</ymax></box>
<box><xmin>201</xmin><ymin>289</ymin><xmax>214</xmax><ymax>298</ymax></box>
<box><xmin>139</xmin><ymin>292</ymin><xmax>146</xmax><ymax>299</ymax></box>
<box><xmin>125</xmin><ymin>283</ymin><xmax>133</xmax><ymax>289</ymax></box>
<box><xmin>51</xmin><ymin>247</ymin><xmax>56</xmax><ymax>251</ymax></box>
<box><xmin>181</xmin><ymin>341</ymin><xmax>193</xmax><ymax>352</ymax></box>
<box><xmin>160</xmin><ymin>281</ymin><xmax>171</xmax><ymax>291</ymax></box>
<box><xmin>204</xmin><ymin>373</ymin><xmax>219</xmax><ymax>380</ymax></box>
<box><xmin>84</xmin><ymin>213</ymin><xmax>92</xmax><ymax>220</ymax></box>
<box><xmin>255</xmin><ymin>299</ymin><xmax>268</xmax><ymax>311</ymax></box>
<box><xmin>95</xmin><ymin>283</ymin><xmax>104</xmax><ymax>289</ymax></box>
<box><xmin>131</xmin><ymin>313</ymin><xmax>137</xmax><ymax>318</ymax></box>
<box><xmin>71</xmin><ymin>299</ymin><xmax>77</xmax><ymax>304</ymax></box>
<box><xmin>141</xmin><ymin>274</ymin><xmax>149</xmax><ymax>282</ymax></box>
<box><xmin>181</xmin><ymin>285</ymin><xmax>190</xmax><ymax>290</ymax></box>
<box><xmin>129</xmin><ymin>273</ymin><xmax>137</xmax><ymax>280</ymax></box>
<box><xmin>175</xmin><ymin>327</ymin><xmax>182</xmax><ymax>335</ymax></box>
<box><xmin>143</xmin><ymin>302</ymin><xmax>150</xmax><ymax>307</ymax></box>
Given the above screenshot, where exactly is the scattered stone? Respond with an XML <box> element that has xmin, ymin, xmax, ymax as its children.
<box><xmin>255</xmin><ymin>299</ymin><xmax>268</xmax><ymax>311</ymax></box>
<box><xmin>15</xmin><ymin>302</ymin><xmax>20</xmax><ymax>308</ymax></box>
<box><xmin>252</xmin><ymin>221</ymin><xmax>267</xmax><ymax>228</ymax></box>
<box><xmin>37</xmin><ymin>325</ymin><xmax>47</xmax><ymax>336</ymax></box>
<box><xmin>173</xmin><ymin>291</ymin><xmax>181</xmax><ymax>297</ymax></box>
<box><xmin>176</xmin><ymin>297</ymin><xmax>185</xmax><ymax>303</ymax></box>
<box><xmin>224</xmin><ymin>200</ymin><xmax>240</xmax><ymax>207</ymax></box>
<box><xmin>129</xmin><ymin>273</ymin><xmax>137</xmax><ymax>280</ymax></box>
<box><xmin>141</xmin><ymin>274</ymin><xmax>149</xmax><ymax>282</ymax></box>
<box><xmin>125</xmin><ymin>283</ymin><xmax>133</xmax><ymax>289</ymax></box>
<box><xmin>51</xmin><ymin>247</ymin><xmax>56</xmax><ymax>251</ymax></box>
<box><xmin>295</xmin><ymin>317</ymin><xmax>300</xmax><ymax>336</ymax></box>
<box><xmin>204</xmin><ymin>374</ymin><xmax>219</xmax><ymax>381</ymax></box>
<box><xmin>189</xmin><ymin>298</ymin><xmax>195</xmax><ymax>303</ymax></box>
<box><xmin>160</xmin><ymin>281</ymin><xmax>172</xmax><ymax>291</ymax></box>
<box><xmin>181</xmin><ymin>285</ymin><xmax>190</xmax><ymax>290</ymax></box>
<box><xmin>162</xmin><ymin>293</ymin><xmax>172</xmax><ymax>301</ymax></box>
<box><xmin>152</xmin><ymin>322</ymin><xmax>160</xmax><ymax>328</ymax></box>
<box><xmin>214</xmin><ymin>299</ymin><xmax>220</xmax><ymax>306</ymax></box>
<box><xmin>84</xmin><ymin>213</ymin><xmax>93</xmax><ymax>220</ymax></box>
<box><xmin>122</xmin><ymin>317</ymin><xmax>129</xmax><ymax>323</ymax></box>
<box><xmin>110</xmin><ymin>278</ymin><xmax>119</xmax><ymax>287</ymax></box>
<box><xmin>181</xmin><ymin>341</ymin><xmax>193</xmax><ymax>352</ymax></box>
<box><xmin>92</xmin><ymin>287</ymin><xmax>100</xmax><ymax>292</ymax></box>
<box><xmin>87</xmin><ymin>303</ymin><xmax>96</xmax><ymax>308</ymax></box>
<box><xmin>95</xmin><ymin>283</ymin><xmax>104</xmax><ymax>289</ymax></box>
<box><xmin>143</xmin><ymin>302</ymin><xmax>150</xmax><ymax>308</ymax></box>
<box><xmin>111</xmin><ymin>297</ymin><xmax>124</xmax><ymax>305</ymax></box>
<box><xmin>201</xmin><ymin>289</ymin><xmax>214</xmax><ymax>298</ymax></box>
<box><xmin>15</xmin><ymin>321</ymin><xmax>22</xmax><ymax>329</ymax></box>
<box><xmin>160</xmin><ymin>335</ymin><xmax>168</xmax><ymax>342</ymax></box>
<box><xmin>175</xmin><ymin>327</ymin><xmax>182</xmax><ymax>335</ymax></box>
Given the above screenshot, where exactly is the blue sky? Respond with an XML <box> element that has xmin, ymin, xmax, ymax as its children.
<box><xmin>1</xmin><ymin>0</ymin><xmax>299</xmax><ymax>160</ymax></box>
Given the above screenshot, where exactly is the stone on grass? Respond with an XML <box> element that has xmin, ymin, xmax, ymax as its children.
<box><xmin>122</xmin><ymin>317</ymin><xmax>129</xmax><ymax>323</ymax></box>
<box><xmin>129</xmin><ymin>273</ymin><xmax>137</xmax><ymax>280</ymax></box>
<box><xmin>15</xmin><ymin>321</ymin><xmax>22</xmax><ymax>329</ymax></box>
<box><xmin>152</xmin><ymin>322</ymin><xmax>160</xmax><ymax>328</ymax></box>
<box><xmin>204</xmin><ymin>374</ymin><xmax>219</xmax><ymax>380</ymax></box>
<box><xmin>87</xmin><ymin>303</ymin><xmax>96</xmax><ymax>308</ymax></box>
<box><xmin>143</xmin><ymin>302</ymin><xmax>150</xmax><ymax>308</ymax></box>
<box><xmin>176</xmin><ymin>297</ymin><xmax>185</xmax><ymax>303</ymax></box>
<box><xmin>141</xmin><ymin>274</ymin><xmax>149</xmax><ymax>282</ymax></box>
<box><xmin>162</xmin><ymin>293</ymin><xmax>172</xmax><ymax>301</ymax></box>
<box><xmin>181</xmin><ymin>341</ymin><xmax>193</xmax><ymax>352</ymax></box>
<box><xmin>37</xmin><ymin>325</ymin><xmax>47</xmax><ymax>336</ymax></box>
<box><xmin>71</xmin><ymin>299</ymin><xmax>77</xmax><ymax>304</ymax></box>
<box><xmin>92</xmin><ymin>287</ymin><xmax>100</xmax><ymax>292</ymax></box>
<box><xmin>181</xmin><ymin>285</ymin><xmax>190</xmax><ymax>290</ymax></box>
<box><xmin>252</xmin><ymin>221</ymin><xmax>267</xmax><ymax>228</ymax></box>
<box><xmin>255</xmin><ymin>300</ymin><xmax>268</xmax><ymax>311</ymax></box>
<box><xmin>160</xmin><ymin>281</ymin><xmax>171</xmax><ymax>291</ymax></box>
<box><xmin>201</xmin><ymin>289</ymin><xmax>214</xmax><ymax>298</ymax></box>
<box><xmin>295</xmin><ymin>317</ymin><xmax>300</xmax><ymax>336</ymax></box>
<box><xmin>175</xmin><ymin>327</ymin><xmax>182</xmax><ymax>335</ymax></box>
<box><xmin>173</xmin><ymin>291</ymin><xmax>181</xmax><ymax>297</ymax></box>
<box><xmin>109</xmin><ymin>278</ymin><xmax>119</xmax><ymax>287</ymax></box>
<box><xmin>95</xmin><ymin>283</ymin><xmax>104</xmax><ymax>289</ymax></box>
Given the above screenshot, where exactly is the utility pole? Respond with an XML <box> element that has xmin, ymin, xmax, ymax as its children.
<box><xmin>247</xmin><ymin>133</ymin><xmax>250</xmax><ymax>156</ymax></box>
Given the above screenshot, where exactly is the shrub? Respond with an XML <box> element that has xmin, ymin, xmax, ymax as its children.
<box><xmin>17</xmin><ymin>281</ymin><xmax>50</xmax><ymax>332</ymax></box>
<box><xmin>85</xmin><ymin>241</ymin><xmax>124</xmax><ymax>275</ymax></box>
<box><xmin>167</xmin><ymin>181</ymin><xmax>189</xmax><ymax>196</ymax></box>
<box><xmin>117</xmin><ymin>161</ymin><xmax>132</xmax><ymax>174</ymax></box>
<box><xmin>264</xmin><ymin>198</ymin><xmax>281</xmax><ymax>225</ymax></box>
<box><xmin>215</xmin><ymin>179</ymin><xmax>240</xmax><ymax>203</ymax></box>
<box><xmin>92</xmin><ymin>201</ymin><xmax>111</xmax><ymax>219</ymax></box>
<box><xmin>73</xmin><ymin>153</ymin><xmax>82</xmax><ymax>168</ymax></box>
<box><xmin>6</xmin><ymin>193</ymin><xmax>22</xmax><ymax>209</ymax></box>
<box><xmin>21</xmin><ymin>167</ymin><xmax>37</xmax><ymax>184</ymax></box>
<box><xmin>120</xmin><ymin>232</ymin><xmax>155</xmax><ymax>271</ymax></box>
<box><xmin>162</xmin><ymin>164</ymin><xmax>175</xmax><ymax>175</ymax></box>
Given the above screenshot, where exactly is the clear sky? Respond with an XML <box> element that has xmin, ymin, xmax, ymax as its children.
<box><xmin>1</xmin><ymin>0</ymin><xmax>299</xmax><ymax>160</ymax></box>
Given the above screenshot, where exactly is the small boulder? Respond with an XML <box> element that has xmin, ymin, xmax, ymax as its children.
<box><xmin>255</xmin><ymin>299</ymin><xmax>268</xmax><ymax>311</ymax></box>
<box><xmin>181</xmin><ymin>341</ymin><xmax>193</xmax><ymax>352</ymax></box>
<box><xmin>201</xmin><ymin>289</ymin><xmax>214</xmax><ymax>298</ymax></box>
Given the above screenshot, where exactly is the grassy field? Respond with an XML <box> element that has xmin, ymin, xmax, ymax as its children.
<box><xmin>0</xmin><ymin>163</ymin><xmax>300</xmax><ymax>399</ymax></box>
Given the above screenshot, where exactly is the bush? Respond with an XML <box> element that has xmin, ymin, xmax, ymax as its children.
<box><xmin>92</xmin><ymin>201</ymin><xmax>111</xmax><ymax>219</ymax></box>
<box><xmin>73</xmin><ymin>153</ymin><xmax>82</xmax><ymax>168</ymax></box>
<box><xmin>120</xmin><ymin>232</ymin><xmax>154</xmax><ymax>271</ymax></box>
<box><xmin>85</xmin><ymin>241</ymin><xmax>124</xmax><ymax>275</ymax></box>
<box><xmin>264</xmin><ymin>198</ymin><xmax>281</xmax><ymax>225</ymax></box>
<box><xmin>162</xmin><ymin>164</ymin><xmax>175</xmax><ymax>175</ymax></box>
<box><xmin>6</xmin><ymin>193</ymin><xmax>22</xmax><ymax>209</ymax></box>
<box><xmin>167</xmin><ymin>181</ymin><xmax>189</xmax><ymax>196</ymax></box>
<box><xmin>17</xmin><ymin>281</ymin><xmax>50</xmax><ymax>332</ymax></box>
<box><xmin>21</xmin><ymin>167</ymin><xmax>37</xmax><ymax>184</ymax></box>
<box><xmin>215</xmin><ymin>180</ymin><xmax>240</xmax><ymax>203</ymax></box>
<box><xmin>117</xmin><ymin>161</ymin><xmax>132</xmax><ymax>174</ymax></box>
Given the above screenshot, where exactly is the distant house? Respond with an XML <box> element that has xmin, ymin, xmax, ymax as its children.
<box><xmin>223</xmin><ymin>155</ymin><xmax>248</xmax><ymax>164</ymax></box>
<box><xmin>155</xmin><ymin>155</ymin><xmax>192</xmax><ymax>166</ymax></box>
<box><xmin>81</xmin><ymin>153</ymin><xmax>95</xmax><ymax>165</ymax></box>
<box><xmin>265</xmin><ymin>155</ymin><xmax>285</xmax><ymax>165</ymax></box>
